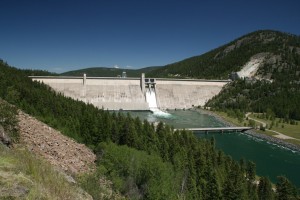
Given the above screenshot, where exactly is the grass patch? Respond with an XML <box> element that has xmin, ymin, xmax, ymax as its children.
<box><xmin>0</xmin><ymin>156</ymin><xmax>16</xmax><ymax>170</ymax></box>
<box><xmin>211</xmin><ymin>111</ymin><xmax>300</xmax><ymax>146</ymax></box>
<box><xmin>214</xmin><ymin>111</ymin><xmax>247</xmax><ymax>126</ymax></box>
<box><xmin>0</xmin><ymin>144</ymin><xmax>91</xmax><ymax>199</ymax></box>
<box><xmin>248</xmin><ymin>114</ymin><xmax>300</xmax><ymax>140</ymax></box>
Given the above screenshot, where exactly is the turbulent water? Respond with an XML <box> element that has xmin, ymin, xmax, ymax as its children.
<box><xmin>124</xmin><ymin>109</ymin><xmax>300</xmax><ymax>186</ymax></box>
<box><xmin>145</xmin><ymin>87</ymin><xmax>158</xmax><ymax>109</ymax></box>
<box><xmin>145</xmin><ymin>87</ymin><xmax>171</xmax><ymax>117</ymax></box>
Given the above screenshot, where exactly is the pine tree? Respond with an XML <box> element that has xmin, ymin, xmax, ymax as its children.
<box><xmin>206</xmin><ymin>170</ymin><xmax>220</xmax><ymax>200</ymax></box>
<box><xmin>222</xmin><ymin>162</ymin><xmax>246</xmax><ymax>200</ymax></box>
<box><xmin>258</xmin><ymin>177</ymin><xmax>274</xmax><ymax>200</ymax></box>
<box><xmin>246</xmin><ymin>161</ymin><xmax>256</xmax><ymax>182</ymax></box>
<box><xmin>276</xmin><ymin>176</ymin><xmax>297</xmax><ymax>200</ymax></box>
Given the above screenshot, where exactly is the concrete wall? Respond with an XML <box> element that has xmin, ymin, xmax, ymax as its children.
<box><xmin>32</xmin><ymin>77</ymin><xmax>149</xmax><ymax>110</ymax></box>
<box><xmin>31</xmin><ymin>77</ymin><xmax>228</xmax><ymax>110</ymax></box>
<box><xmin>155</xmin><ymin>80</ymin><xmax>227</xmax><ymax>109</ymax></box>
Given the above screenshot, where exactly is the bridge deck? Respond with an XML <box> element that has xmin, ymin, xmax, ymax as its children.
<box><xmin>177</xmin><ymin>127</ymin><xmax>252</xmax><ymax>133</ymax></box>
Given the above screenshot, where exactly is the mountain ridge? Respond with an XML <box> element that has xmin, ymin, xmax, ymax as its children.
<box><xmin>60</xmin><ymin>66</ymin><xmax>160</xmax><ymax>77</ymax></box>
<box><xmin>147</xmin><ymin>30</ymin><xmax>300</xmax><ymax>79</ymax></box>
<box><xmin>60</xmin><ymin>30</ymin><xmax>300</xmax><ymax>81</ymax></box>
<box><xmin>199</xmin><ymin>30</ymin><xmax>300</xmax><ymax>120</ymax></box>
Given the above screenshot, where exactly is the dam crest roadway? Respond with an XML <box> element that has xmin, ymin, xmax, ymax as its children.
<box><xmin>29</xmin><ymin>74</ymin><xmax>230</xmax><ymax>111</ymax></box>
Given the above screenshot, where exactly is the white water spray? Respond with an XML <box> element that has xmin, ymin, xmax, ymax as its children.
<box><xmin>145</xmin><ymin>87</ymin><xmax>157</xmax><ymax>109</ymax></box>
<box><xmin>145</xmin><ymin>87</ymin><xmax>171</xmax><ymax>117</ymax></box>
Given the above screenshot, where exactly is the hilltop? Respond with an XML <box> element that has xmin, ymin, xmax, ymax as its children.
<box><xmin>61</xmin><ymin>30</ymin><xmax>300</xmax><ymax>82</ymax></box>
<box><xmin>147</xmin><ymin>30</ymin><xmax>300</xmax><ymax>80</ymax></box>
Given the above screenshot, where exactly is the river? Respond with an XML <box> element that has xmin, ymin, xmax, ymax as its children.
<box><xmin>123</xmin><ymin>109</ymin><xmax>300</xmax><ymax>186</ymax></box>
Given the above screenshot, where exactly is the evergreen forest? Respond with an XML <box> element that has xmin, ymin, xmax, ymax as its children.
<box><xmin>206</xmin><ymin>79</ymin><xmax>300</xmax><ymax>121</ymax></box>
<box><xmin>204</xmin><ymin>31</ymin><xmax>300</xmax><ymax>121</ymax></box>
<box><xmin>1</xmin><ymin>58</ymin><xmax>299</xmax><ymax>199</ymax></box>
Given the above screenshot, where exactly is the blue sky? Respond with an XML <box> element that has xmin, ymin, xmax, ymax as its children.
<box><xmin>1</xmin><ymin>0</ymin><xmax>299</xmax><ymax>73</ymax></box>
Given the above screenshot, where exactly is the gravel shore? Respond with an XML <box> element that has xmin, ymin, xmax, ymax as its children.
<box><xmin>196</xmin><ymin>108</ymin><xmax>300</xmax><ymax>152</ymax></box>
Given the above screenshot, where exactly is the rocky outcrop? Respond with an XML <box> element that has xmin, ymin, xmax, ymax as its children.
<box><xmin>236</xmin><ymin>53</ymin><xmax>271</xmax><ymax>79</ymax></box>
<box><xmin>18</xmin><ymin>111</ymin><xmax>96</xmax><ymax>175</ymax></box>
<box><xmin>0</xmin><ymin>125</ymin><xmax>11</xmax><ymax>147</ymax></box>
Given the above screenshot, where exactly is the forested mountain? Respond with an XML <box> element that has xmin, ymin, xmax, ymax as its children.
<box><xmin>1</xmin><ymin>60</ymin><xmax>299</xmax><ymax>199</ymax></box>
<box><xmin>146</xmin><ymin>30</ymin><xmax>300</xmax><ymax>121</ymax></box>
<box><xmin>200</xmin><ymin>30</ymin><xmax>300</xmax><ymax>120</ymax></box>
<box><xmin>147</xmin><ymin>30</ymin><xmax>300</xmax><ymax>79</ymax></box>
<box><xmin>62</xmin><ymin>30</ymin><xmax>300</xmax><ymax>81</ymax></box>
<box><xmin>61</xmin><ymin>66</ymin><xmax>160</xmax><ymax>77</ymax></box>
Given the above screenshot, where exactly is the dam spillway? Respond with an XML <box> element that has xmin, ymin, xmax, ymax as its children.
<box><xmin>145</xmin><ymin>87</ymin><xmax>158</xmax><ymax>110</ymax></box>
<box><xmin>30</xmin><ymin>75</ymin><xmax>229</xmax><ymax>110</ymax></box>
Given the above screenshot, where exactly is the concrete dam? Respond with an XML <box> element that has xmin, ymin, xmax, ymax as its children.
<box><xmin>30</xmin><ymin>75</ymin><xmax>229</xmax><ymax>111</ymax></box>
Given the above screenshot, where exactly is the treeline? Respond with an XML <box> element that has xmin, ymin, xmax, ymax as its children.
<box><xmin>1</xmin><ymin>60</ymin><xmax>299</xmax><ymax>199</ymax></box>
<box><xmin>61</xmin><ymin>66</ymin><xmax>160</xmax><ymax>77</ymax></box>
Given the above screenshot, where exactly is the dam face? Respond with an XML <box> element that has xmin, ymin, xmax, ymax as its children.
<box><xmin>155</xmin><ymin>79</ymin><xmax>228</xmax><ymax>109</ymax></box>
<box><xmin>30</xmin><ymin>75</ymin><xmax>229</xmax><ymax>110</ymax></box>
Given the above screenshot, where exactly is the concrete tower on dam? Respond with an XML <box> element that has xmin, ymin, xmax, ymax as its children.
<box><xmin>30</xmin><ymin>74</ymin><xmax>229</xmax><ymax>111</ymax></box>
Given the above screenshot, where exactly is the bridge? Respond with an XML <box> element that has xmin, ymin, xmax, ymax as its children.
<box><xmin>176</xmin><ymin>127</ymin><xmax>253</xmax><ymax>133</ymax></box>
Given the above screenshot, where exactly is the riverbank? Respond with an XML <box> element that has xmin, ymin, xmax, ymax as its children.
<box><xmin>196</xmin><ymin>108</ymin><xmax>300</xmax><ymax>152</ymax></box>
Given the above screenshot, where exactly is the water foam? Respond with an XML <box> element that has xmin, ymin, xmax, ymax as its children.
<box><xmin>145</xmin><ymin>87</ymin><xmax>171</xmax><ymax>118</ymax></box>
<box><xmin>150</xmin><ymin>108</ymin><xmax>172</xmax><ymax>118</ymax></box>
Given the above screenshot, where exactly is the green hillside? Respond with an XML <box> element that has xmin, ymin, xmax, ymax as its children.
<box><xmin>146</xmin><ymin>30</ymin><xmax>300</xmax><ymax>121</ymax></box>
<box><xmin>1</xmin><ymin>59</ymin><xmax>299</xmax><ymax>199</ymax></box>
<box><xmin>201</xmin><ymin>31</ymin><xmax>300</xmax><ymax>121</ymax></box>
<box><xmin>147</xmin><ymin>30</ymin><xmax>300</xmax><ymax>79</ymax></box>
<box><xmin>61</xmin><ymin>66</ymin><xmax>160</xmax><ymax>77</ymax></box>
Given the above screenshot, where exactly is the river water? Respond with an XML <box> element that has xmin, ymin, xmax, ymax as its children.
<box><xmin>123</xmin><ymin>109</ymin><xmax>300</xmax><ymax>186</ymax></box>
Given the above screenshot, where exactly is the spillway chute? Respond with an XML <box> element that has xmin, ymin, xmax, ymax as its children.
<box><xmin>145</xmin><ymin>85</ymin><xmax>171</xmax><ymax>117</ymax></box>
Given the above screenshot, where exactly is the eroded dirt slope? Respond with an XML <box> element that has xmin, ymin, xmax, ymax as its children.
<box><xmin>18</xmin><ymin>111</ymin><xmax>96</xmax><ymax>175</ymax></box>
